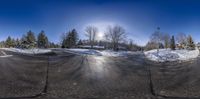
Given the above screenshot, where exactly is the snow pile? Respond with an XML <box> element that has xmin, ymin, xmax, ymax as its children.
<box><xmin>66</xmin><ymin>49</ymin><xmax>102</xmax><ymax>56</ymax></box>
<box><xmin>0</xmin><ymin>51</ymin><xmax>13</xmax><ymax>58</ymax></box>
<box><xmin>100</xmin><ymin>50</ymin><xmax>138</xmax><ymax>57</ymax></box>
<box><xmin>79</xmin><ymin>45</ymin><xmax>104</xmax><ymax>49</ymax></box>
<box><xmin>1</xmin><ymin>48</ymin><xmax>52</xmax><ymax>54</ymax></box>
<box><xmin>145</xmin><ymin>48</ymin><xmax>199</xmax><ymax>62</ymax></box>
<box><xmin>66</xmin><ymin>48</ymin><xmax>140</xmax><ymax>57</ymax></box>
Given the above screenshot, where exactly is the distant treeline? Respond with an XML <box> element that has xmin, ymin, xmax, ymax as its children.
<box><xmin>0</xmin><ymin>25</ymin><xmax>144</xmax><ymax>51</ymax></box>
<box><xmin>0</xmin><ymin>30</ymin><xmax>59</xmax><ymax>48</ymax></box>
<box><xmin>145</xmin><ymin>27</ymin><xmax>196</xmax><ymax>50</ymax></box>
<box><xmin>2</xmin><ymin>26</ymin><xmax>194</xmax><ymax>51</ymax></box>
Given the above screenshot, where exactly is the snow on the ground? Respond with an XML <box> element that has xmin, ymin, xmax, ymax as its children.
<box><xmin>1</xmin><ymin>48</ymin><xmax>52</xmax><ymax>54</ymax></box>
<box><xmin>100</xmin><ymin>50</ymin><xmax>140</xmax><ymax>57</ymax></box>
<box><xmin>0</xmin><ymin>55</ymin><xmax>13</xmax><ymax>58</ymax></box>
<box><xmin>66</xmin><ymin>49</ymin><xmax>102</xmax><ymax>56</ymax></box>
<box><xmin>0</xmin><ymin>51</ymin><xmax>13</xmax><ymax>58</ymax></box>
<box><xmin>144</xmin><ymin>48</ymin><xmax>199</xmax><ymax>62</ymax></box>
<box><xmin>65</xmin><ymin>48</ymin><xmax>140</xmax><ymax>57</ymax></box>
<box><xmin>79</xmin><ymin>45</ymin><xmax>105</xmax><ymax>49</ymax></box>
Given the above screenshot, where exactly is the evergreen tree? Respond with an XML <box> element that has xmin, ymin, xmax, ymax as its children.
<box><xmin>128</xmin><ymin>40</ymin><xmax>133</xmax><ymax>51</ymax></box>
<box><xmin>26</xmin><ymin>30</ymin><xmax>36</xmax><ymax>48</ymax></box>
<box><xmin>66</xmin><ymin>31</ymin><xmax>72</xmax><ymax>48</ymax></box>
<box><xmin>5</xmin><ymin>36</ymin><xmax>13</xmax><ymax>47</ymax></box>
<box><xmin>187</xmin><ymin>35</ymin><xmax>195</xmax><ymax>50</ymax></box>
<box><xmin>61</xmin><ymin>33</ymin><xmax>67</xmax><ymax>48</ymax></box>
<box><xmin>71</xmin><ymin>29</ymin><xmax>78</xmax><ymax>47</ymax></box>
<box><xmin>98</xmin><ymin>40</ymin><xmax>103</xmax><ymax>46</ymax></box>
<box><xmin>21</xmin><ymin>34</ymin><xmax>28</xmax><ymax>48</ymax></box>
<box><xmin>15</xmin><ymin>38</ymin><xmax>20</xmax><ymax>48</ymax></box>
<box><xmin>0</xmin><ymin>41</ymin><xmax>5</xmax><ymax>48</ymax></box>
<box><xmin>170</xmin><ymin>35</ymin><xmax>176</xmax><ymax>50</ymax></box>
<box><xmin>49</xmin><ymin>42</ymin><xmax>55</xmax><ymax>48</ymax></box>
<box><xmin>37</xmin><ymin>30</ymin><xmax>49</xmax><ymax>48</ymax></box>
<box><xmin>61</xmin><ymin>29</ymin><xmax>79</xmax><ymax>48</ymax></box>
<box><xmin>77</xmin><ymin>40</ymin><xmax>83</xmax><ymax>45</ymax></box>
<box><xmin>11</xmin><ymin>38</ymin><xmax>15</xmax><ymax>47</ymax></box>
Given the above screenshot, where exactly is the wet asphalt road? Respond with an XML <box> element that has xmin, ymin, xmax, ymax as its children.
<box><xmin>0</xmin><ymin>49</ymin><xmax>200</xmax><ymax>99</ymax></box>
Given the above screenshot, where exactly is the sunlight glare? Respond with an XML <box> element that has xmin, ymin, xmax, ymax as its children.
<box><xmin>97</xmin><ymin>32</ymin><xmax>104</xmax><ymax>40</ymax></box>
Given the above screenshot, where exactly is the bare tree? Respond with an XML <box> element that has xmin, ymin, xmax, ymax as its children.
<box><xmin>85</xmin><ymin>26</ymin><xmax>98</xmax><ymax>49</ymax></box>
<box><xmin>145</xmin><ymin>41</ymin><xmax>158</xmax><ymax>51</ymax></box>
<box><xmin>104</xmin><ymin>33</ymin><xmax>110</xmax><ymax>49</ymax></box>
<box><xmin>162</xmin><ymin>33</ymin><xmax>170</xmax><ymax>49</ymax></box>
<box><xmin>150</xmin><ymin>27</ymin><xmax>162</xmax><ymax>53</ymax></box>
<box><xmin>105</xmin><ymin>25</ymin><xmax>126</xmax><ymax>51</ymax></box>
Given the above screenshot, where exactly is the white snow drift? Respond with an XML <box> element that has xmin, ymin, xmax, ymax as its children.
<box><xmin>66</xmin><ymin>49</ymin><xmax>102</xmax><ymax>55</ymax></box>
<box><xmin>1</xmin><ymin>48</ymin><xmax>52</xmax><ymax>54</ymax></box>
<box><xmin>100</xmin><ymin>50</ymin><xmax>140</xmax><ymax>57</ymax></box>
<box><xmin>65</xmin><ymin>48</ymin><xmax>140</xmax><ymax>57</ymax></box>
<box><xmin>145</xmin><ymin>48</ymin><xmax>199</xmax><ymax>62</ymax></box>
<box><xmin>0</xmin><ymin>51</ymin><xmax>13</xmax><ymax>58</ymax></box>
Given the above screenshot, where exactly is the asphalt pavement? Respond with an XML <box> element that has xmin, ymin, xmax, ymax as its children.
<box><xmin>0</xmin><ymin>49</ymin><xmax>200</xmax><ymax>99</ymax></box>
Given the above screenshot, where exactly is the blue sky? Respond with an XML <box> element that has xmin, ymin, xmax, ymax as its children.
<box><xmin>0</xmin><ymin>0</ymin><xmax>200</xmax><ymax>45</ymax></box>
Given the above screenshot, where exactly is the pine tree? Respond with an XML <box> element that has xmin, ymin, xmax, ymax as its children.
<box><xmin>187</xmin><ymin>35</ymin><xmax>195</xmax><ymax>50</ymax></box>
<box><xmin>66</xmin><ymin>31</ymin><xmax>72</xmax><ymax>48</ymax></box>
<box><xmin>71</xmin><ymin>29</ymin><xmax>78</xmax><ymax>47</ymax></box>
<box><xmin>11</xmin><ymin>38</ymin><xmax>15</xmax><ymax>47</ymax></box>
<box><xmin>37</xmin><ymin>30</ymin><xmax>49</xmax><ymax>48</ymax></box>
<box><xmin>15</xmin><ymin>38</ymin><xmax>20</xmax><ymax>48</ymax></box>
<box><xmin>21</xmin><ymin>34</ymin><xmax>28</xmax><ymax>48</ymax></box>
<box><xmin>61</xmin><ymin>29</ymin><xmax>79</xmax><ymax>48</ymax></box>
<box><xmin>170</xmin><ymin>35</ymin><xmax>176</xmax><ymax>50</ymax></box>
<box><xmin>0</xmin><ymin>41</ymin><xmax>4</xmax><ymax>48</ymax></box>
<box><xmin>128</xmin><ymin>40</ymin><xmax>133</xmax><ymax>51</ymax></box>
<box><xmin>61</xmin><ymin>33</ymin><xmax>67</xmax><ymax>48</ymax></box>
<box><xmin>49</xmin><ymin>42</ymin><xmax>55</xmax><ymax>48</ymax></box>
<box><xmin>26</xmin><ymin>30</ymin><xmax>36</xmax><ymax>48</ymax></box>
<box><xmin>77</xmin><ymin>40</ymin><xmax>83</xmax><ymax>45</ymax></box>
<box><xmin>5</xmin><ymin>36</ymin><xmax>13</xmax><ymax>48</ymax></box>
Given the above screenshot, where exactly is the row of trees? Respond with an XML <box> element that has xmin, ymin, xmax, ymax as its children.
<box><xmin>84</xmin><ymin>25</ymin><xmax>126</xmax><ymax>51</ymax></box>
<box><xmin>3</xmin><ymin>26</ymin><xmax>195</xmax><ymax>51</ymax></box>
<box><xmin>145</xmin><ymin>27</ymin><xmax>196</xmax><ymax>51</ymax></box>
<box><xmin>61</xmin><ymin>29</ymin><xmax>78</xmax><ymax>48</ymax></box>
<box><xmin>0</xmin><ymin>30</ymin><xmax>59</xmax><ymax>48</ymax></box>
<box><xmin>1</xmin><ymin>25</ymin><xmax>133</xmax><ymax>51</ymax></box>
<box><xmin>60</xmin><ymin>25</ymin><xmax>128</xmax><ymax>51</ymax></box>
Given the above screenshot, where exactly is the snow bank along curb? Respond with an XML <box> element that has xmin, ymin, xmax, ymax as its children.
<box><xmin>1</xmin><ymin>48</ymin><xmax>52</xmax><ymax>54</ymax></box>
<box><xmin>144</xmin><ymin>48</ymin><xmax>199</xmax><ymax>62</ymax></box>
<box><xmin>65</xmin><ymin>49</ymin><xmax>102</xmax><ymax>56</ymax></box>
<box><xmin>65</xmin><ymin>49</ymin><xmax>141</xmax><ymax>57</ymax></box>
<box><xmin>0</xmin><ymin>51</ymin><xmax>13</xmax><ymax>58</ymax></box>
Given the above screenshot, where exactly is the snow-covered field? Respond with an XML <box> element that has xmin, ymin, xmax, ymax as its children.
<box><xmin>1</xmin><ymin>48</ymin><xmax>52</xmax><ymax>54</ymax></box>
<box><xmin>145</xmin><ymin>48</ymin><xmax>199</xmax><ymax>62</ymax></box>
<box><xmin>65</xmin><ymin>48</ymin><xmax>140</xmax><ymax>57</ymax></box>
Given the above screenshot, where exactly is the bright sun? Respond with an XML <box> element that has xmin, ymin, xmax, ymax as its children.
<box><xmin>97</xmin><ymin>32</ymin><xmax>104</xmax><ymax>40</ymax></box>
